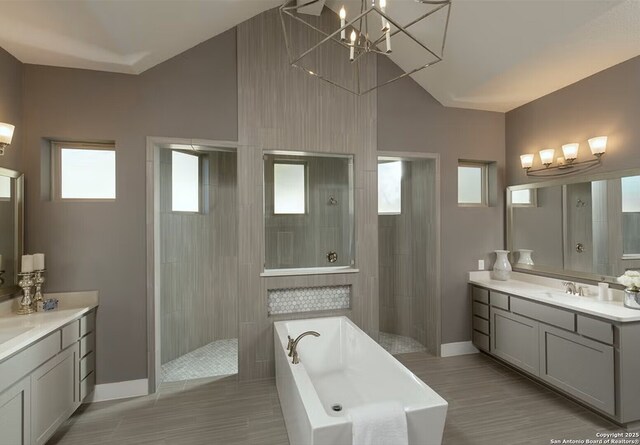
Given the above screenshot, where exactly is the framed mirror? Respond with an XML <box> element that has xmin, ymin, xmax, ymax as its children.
<box><xmin>262</xmin><ymin>151</ymin><xmax>355</xmax><ymax>273</ymax></box>
<box><xmin>0</xmin><ymin>167</ymin><xmax>24</xmax><ymax>300</ymax></box>
<box><xmin>507</xmin><ymin>168</ymin><xmax>640</xmax><ymax>283</ymax></box>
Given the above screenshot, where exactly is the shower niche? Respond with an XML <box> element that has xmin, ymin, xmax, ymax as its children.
<box><xmin>262</xmin><ymin>152</ymin><xmax>355</xmax><ymax>274</ymax></box>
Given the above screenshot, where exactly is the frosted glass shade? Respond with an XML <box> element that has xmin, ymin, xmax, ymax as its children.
<box><xmin>562</xmin><ymin>143</ymin><xmax>579</xmax><ymax>161</ymax></box>
<box><xmin>0</xmin><ymin>122</ymin><xmax>14</xmax><ymax>145</ymax></box>
<box><xmin>520</xmin><ymin>154</ymin><xmax>534</xmax><ymax>169</ymax></box>
<box><xmin>539</xmin><ymin>148</ymin><xmax>555</xmax><ymax>166</ymax></box>
<box><xmin>588</xmin><ymin>136</ymin><xmax>607</xmax><ymax>155</ymax></box>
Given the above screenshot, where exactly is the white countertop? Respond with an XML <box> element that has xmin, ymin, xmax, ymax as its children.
<box><xmin>469</xmin><ymin>271</ymin><xmax>640</xmax><ymax>323</ymax></box>
<box><xmin>0</xmin><ymin>291</ymin><xmax>98</xmax><ymax>362</ymax></box>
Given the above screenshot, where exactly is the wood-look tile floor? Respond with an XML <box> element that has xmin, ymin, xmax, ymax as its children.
<box><xmin>49</xmin><ymin>353</ymin><xmax>628</xmax><ymax>445</ymax></box>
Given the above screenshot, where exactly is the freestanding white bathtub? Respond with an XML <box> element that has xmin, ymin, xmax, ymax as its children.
<box><xmin>274</xmin><ymin>316</ymin><xmax>448</xmax><ymax>445</ymax></box>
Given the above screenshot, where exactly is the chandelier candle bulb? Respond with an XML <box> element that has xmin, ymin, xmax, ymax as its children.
<box><xmin>385</xmin><ymin>26</ymin><xmax>391</xmax><ymax>53</ymax></box>
<box><xmin>588</xmin><ymin>136</ymin><xmax>608</xmax><ymax>156</ymax></box>
<box><xmin>379</xmin><ymin>0</ymin><xmax>387</xmax><ymax>29</ymax></box>
<box><xmin>520</xmin><ymin>154</ymin><xmax>534</xmax><ymax>169</ymax></box>
<box><xmin>349</xmin><ymin>30</ymin><xmax>356</xmax><ymax>61</ymax></box>
<box><xmin>562</xmin><ymin>143</ymin><xmax>579</xmax><ymax>162</ymax></box>
<box><xmin>339</xmin><ymin>7</ymin><xmax>346</xmax><ymax>41</ymax></box>
<box><xmin>539</xmin><ymin>148</ymin><xmax>555</xmax><ymax>167</ymax></box>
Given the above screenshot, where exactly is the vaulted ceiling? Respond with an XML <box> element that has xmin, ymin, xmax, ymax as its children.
<box><xmin>1</xmin><ymin>0</ymin><xmax>638</xmax><ymax>112</ymax></box>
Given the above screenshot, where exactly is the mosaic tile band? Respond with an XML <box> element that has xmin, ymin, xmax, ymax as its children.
<box><xmin>267</xmin><ymin>285</ymin><xmax>351</xmax><ymax>315</ymax></box>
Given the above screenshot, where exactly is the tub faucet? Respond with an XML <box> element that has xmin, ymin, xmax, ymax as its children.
<box><xmin>289</xmin><ymin>331</ymin><xmax>321</xmax><ymax>364</ymax></box>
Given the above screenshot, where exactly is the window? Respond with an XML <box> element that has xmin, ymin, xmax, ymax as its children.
<box><xmin>55</xmin><ymin>142</ymin><xmax>116</xmax><ymax>200</ymax></box>
<box><xmin>458</xmin><ymin>162</ymin><xmax>488</xmax><ymax>206</ymax></box>
<box><xmin>622</xmin><ymin>176</ymin><xmax>640</xmax><ymax>213</ymax></box>
<box><xmin>511</xmin><ymin>188</ymin><xmax>536</xmax><ymax>207</ymax></box>
<box><xmin>172</xmin><ymin>151</ymin><xmax>200</xmax><ymax>212</ymax></box>
<box><xmin>378</xmin><ymin>161</ymin><xmax>402</xmax><ymax>215</ymax></box>
<box><xmin>0</xmin><ymin>176</ymin><xmax>10</xmax><ymax>200</ymax></box>
<box><xmin>274</xmin><ymin>163</ymin><xmax>306</xmax><ymax>214</ymax></box>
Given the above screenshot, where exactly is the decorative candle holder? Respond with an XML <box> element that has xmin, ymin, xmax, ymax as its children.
<box><xmin>17</xmin><ymin>272</ymin><xmax>35</xmax><ymax>315</ymax></box>
<box><xmin>33</xmin><ymin>269</ymin><xmax>46</xmax><ymax>310</ymax></box>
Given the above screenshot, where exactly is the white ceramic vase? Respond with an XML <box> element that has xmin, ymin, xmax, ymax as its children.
<box><xmin>516</xmin><ymin>249</ymin><xmax>534</xmax><ymax>266</ymax></box>
<box><xmin>492</xmin><ymin>250</ymin><xmax>512</xmax><ymax>281</ymax></box>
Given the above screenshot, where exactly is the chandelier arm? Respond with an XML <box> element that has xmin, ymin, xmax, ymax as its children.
<box><xmin>394</xmin><ymin>2</ymin><xmax>449</xmax><ymax>36</ymax></box>
<box><xmin>293</xmin><ymin>64</ymin><xmax>360</xmax><ymax>95</ymax></box>
<box><xmin>288</xmin><ymin>9</ymin><xmax>371</xmax><ymax>66</ymax></box>
<box><xmin>440</xmin><ymin>2</ymin><xmax>452</xmax><ymax>56</ymax></box>
<box><xmin>373</xmin><ymin>7</ymin><xmax>442</xmax><ymax>60</ymax></box>
<box><xmin>359</xmin><ymin>59</ymin><xmax>443</xmax><ymax>95</ymax></box>
<box><xmin>282</xmin><ymin>9</ymin><xmax>354</xmax><ymax>51</ymax></box>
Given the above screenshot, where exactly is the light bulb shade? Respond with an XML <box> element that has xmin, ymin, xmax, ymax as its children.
<box><xmin>539</xmin><ymin>148</ymin><xmax>555</xmax><ymax>166</ymax></box>
<box><xmin>0</xmin><ymin>122</ymin><xmax>14</xmax><ymax>145</ymax></box>
<box><xmin>561</xmin><ymin>143</ymin><xmax>579</xmax><ymax>161</ymax></box>
<box><xmin>520</xmin><ymin>154</ymin><xmax>534</xmax><ymax>169</ymax></box>
<box><xmin>588</xmin><ymin>136</ymin><xmax>607</xmax><ymax>155</ymax></box>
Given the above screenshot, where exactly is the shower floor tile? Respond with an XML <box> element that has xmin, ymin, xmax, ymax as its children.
<box><xmin>378</xmin><ymin>332</ymin><xmax>426</xmax><ymax>354</ymax></box>
<box><xmin>161</xmin><ymin>338</ymin><xmax>238</xmax><ymax>383</ymax></box>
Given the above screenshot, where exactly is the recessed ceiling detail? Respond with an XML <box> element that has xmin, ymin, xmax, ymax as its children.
<box><xmin>0</xmin><ymin>0</ymin><xmax>638</xmax><ymax>111</ymax></box>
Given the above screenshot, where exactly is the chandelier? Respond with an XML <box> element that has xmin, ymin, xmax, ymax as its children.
<box><xmin>279</xmin><ymin>0</ymin><xmax>452</xmax><ymax>95</ymax></box>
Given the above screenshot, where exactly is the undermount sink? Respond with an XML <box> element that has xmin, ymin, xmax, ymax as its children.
<box><xmin>537</xmin><ymin>290</ymin><xmax>586</xmax><ymax>300</ymax></box>
<box><xmin>0</xmin><ymin>326</ymin><xmax>33</xmax><ymax>345</ymax></box>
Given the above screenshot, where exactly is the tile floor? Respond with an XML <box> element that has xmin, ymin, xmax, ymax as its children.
<box><xmin>160</xmin><ymin>338</ymin><xmax>238</xmax><ymax>383</ymax></box>
<box><xmin>49</xmin><ymin>353</ymin><xmax>629</xmax><ymax>445</ymax></box>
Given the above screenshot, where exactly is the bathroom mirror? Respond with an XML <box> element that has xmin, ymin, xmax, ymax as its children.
<box><xmin>507</xmin><ymin>168</ymin><xmax>640</xmax><ymax>283</ymax></box>
<box><xmin>263</xmin><ymin>152</ymin><xmax>355</xmax><ymax>273</ymax></box>
<box><xmin>0</xmin><ymin>167</ymin><xmax>24</xmax><ymax>300</ymax></box>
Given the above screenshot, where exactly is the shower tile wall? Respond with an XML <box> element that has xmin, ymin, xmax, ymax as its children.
<box><xmin>160</xmin><ymin>150</ymin><xmax>238</xmax><ymax>364</ymax></box>
<box><xmin>378</xmin><ymin>160</ymin><xmax>437</xmax><ymax>353</ymax></box>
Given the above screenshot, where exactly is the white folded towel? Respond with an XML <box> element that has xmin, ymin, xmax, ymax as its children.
<box><xmin>350</xmin><ymin>401</ymin><xmax>409</xmax><ymax>445</ymax></box>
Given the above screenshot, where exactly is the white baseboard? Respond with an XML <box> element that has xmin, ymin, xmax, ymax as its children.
<box><xmin>85</xmin><ymin>378</ymin><xmax>149</xmax><ymax>403</ymax></box>
<box><xmin>440</xmin><ymin>341</ymin><xmax>479</xmax><ymax>357</ymax></box>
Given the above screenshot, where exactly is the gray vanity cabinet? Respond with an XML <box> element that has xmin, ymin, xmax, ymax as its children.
<box><xmin>30</xmin><ymin>343</ymin><xmax>79</xmax><ymax>445</ymax></box>
<box><xmin>490</xmin><ymin>307</ymin><xmax>540</xmax><ymax>376</ymax></box>
<box><xmin>0</xmin><ymin>376</ymin><xmax>31</xmax><ymax>445</ymax></box>
<box><xmin>539</xmin><ymin>324</ymin><xmax>615</xmax><ymax>415</ymax></box>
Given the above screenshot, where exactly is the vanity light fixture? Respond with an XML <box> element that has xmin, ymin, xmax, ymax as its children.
<box><xmin>0</xmin><ymin>122</ymin><xmax>15</xmax><ymax>156</ymax></box>
<box><xmin>520</xmin><ymin>136</ymin><xmax>607</xmax><ymax>177</ymax></box>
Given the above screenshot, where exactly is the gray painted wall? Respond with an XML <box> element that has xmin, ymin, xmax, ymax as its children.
<box><xmin>20</xmin><ymin>29</ymin><xmax>238</xmax><ymax>384</ymax></box>
<box><xmin>159</xmin><ymin>149</ymin><xmax>238</xmax><ymax>364</ymax></box>
<box><xmin>0</xmin><ymin>47</ymin><xmax>22</xmax><ymax>173</ymax></box>
<box><xmin>506</xmin><ymin>56</ymin><xmax>640</xmax><ymax>186</ymax></box>
<box><xmin>377</xmin><ymin>57</ymin><xmax>505</xmax><ymax>345</ymax></box>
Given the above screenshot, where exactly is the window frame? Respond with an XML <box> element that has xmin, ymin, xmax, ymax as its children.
<box><xmin>170</xmin><ymin>149</ymin><xmax>203</xmax><ymax>214</ymax></box>
<box><xmin>272</xmin><ymin>160</ymin><xmax>308</xmax><ymax>216</ymax></box>
<box><xmin>457</xmin><ymin>161</ymin><xmax>489</xmax><ymax>207</ymax></box>
<box><xmin>51</xmin><ymin>141</ymin><xmax>117</xmax><ymax>202</ymax></box>
<box><xmin>510</xmin><ymin>188</ymin><xmax>538</xmax><ymax>208</ymax></box>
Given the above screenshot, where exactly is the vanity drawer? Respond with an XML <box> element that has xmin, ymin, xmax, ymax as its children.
<box><xmin>472</xmin><ymin>286</ymin><xmax>489</xmax><ymax>304</ymax></box>
<box><xmin>490</xmin><ymin>291</ymin><xmax>510</xmax><ymax>310</ymax></box>
<box><xmin>473</xmin><ymin>301</ymin><xmax>489</xmax><ymax>319</ymax></box>
<box><xmin>80</xmin><ymin>332</ymin><xmax>95</xmax><ymax>358</ymax></box>
<box><xmin>79</xmin><ymin>372</ymin><xmax>95</xmax><ymax>402</ymax></box>
<box><xmin>473</xmin><ymin>316</ymin><xmax>490</xmax><ymax>335</ymax></box>
<box><xmin>473</xmin><ymin>331</ymin><xmax>490</xmax><ymax>352</ymax></box>
<box><xmin>511</xmin><ymin>298</ymin><xmax>575</xmax><ymax>331</ymax></box>
<box><xmin>79</xmin><ymin>312</ymin><xmax>95</xmax><ymax>337</ymax></box>
<box><xmin>61</xmin><ymin>321</ymin><xmax>80</xmax><ymax>350</ymax></box>
<box><xmin>80</xmin><ymin>352</ymin><xmax>95</xmax><ymax>380</ymax></box>
<box><xmin>577</xmin><ymin>315</ymin><xmax>613</xmax><ymax>345</ymax></box>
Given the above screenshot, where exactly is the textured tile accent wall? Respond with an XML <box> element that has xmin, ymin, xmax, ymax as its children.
<box><xmin>267</xmin><ymin>285</ymin><xmax>351</xmax><ymax>315</ymax></box>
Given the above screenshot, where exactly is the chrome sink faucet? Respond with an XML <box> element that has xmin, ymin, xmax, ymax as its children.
<box><xmin>287</xmin><ymin>331</ymin><xmax>320</xmax><ymax>364</ymax></box>
<box><xmin>562</xmin><ymin>281</ymin><xmax>586</xmax><ymax>296</ymax></box>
